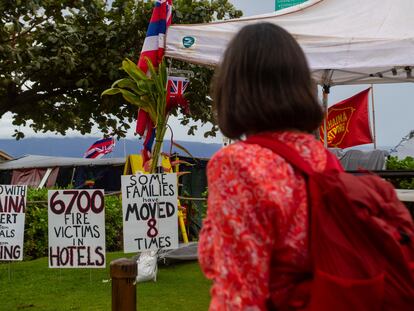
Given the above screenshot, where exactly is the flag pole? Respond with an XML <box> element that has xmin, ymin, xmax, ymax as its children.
<box><xmin>370</xmin><ymin>84</ymin><xmax>377</xmax><ymax>149</ymax></box>
<box><xmin>322</xmin><ymin>85</ymin><xmax>330</xmax><ymax>148</ymax></box>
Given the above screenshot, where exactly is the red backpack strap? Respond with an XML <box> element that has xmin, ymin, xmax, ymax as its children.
<box><xmin>244</xmin><ymin>134</ymin><xmax>344</xmax><ymax>175</ymax></box>
<box><xmin>243</xmin><ymin>134</ymin><xmax>314</xmax><ymax>176</ymax></box>
<box><xmin>324</xmin><ymin>150</ymin><xmax>345</xmax><ymax>172</ymax></box>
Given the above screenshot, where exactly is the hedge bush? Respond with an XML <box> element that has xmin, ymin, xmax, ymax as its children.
<box><xmin>386</xmin><ymin>156</ymin><xmax>414</xmax><ymax>189</ymax></box>
<box><xmin>24</xmin><ymin>188</ymin><xmax>123</xmax><ymax>260</ymax></box>
<box><xmin>385</xmin><ymin>156</ymin><xmax>414</xmax><ymax>218</ymax></box>
<box><xmin>104</xmin><ymin>195</ymin><xmax>123</xmax><ymax>252</ymax></box>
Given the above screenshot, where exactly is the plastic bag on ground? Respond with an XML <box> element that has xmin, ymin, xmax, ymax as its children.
<box><xmin>136</xmin><ymin>250</ymin><xmax>158</xmax><ymax>283</ymax></box>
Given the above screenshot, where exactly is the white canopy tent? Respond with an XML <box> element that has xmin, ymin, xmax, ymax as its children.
<box><xmin>166</xmin><ymin>0</ymin><xmax>414</xmax><ymax>87</ymax></box>
<box><xmin>166</xmin><ymin>0</ymin><xmax>414</xmax><ymax>147</ymax></box>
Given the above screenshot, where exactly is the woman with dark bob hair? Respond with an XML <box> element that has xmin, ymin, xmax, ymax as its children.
<box><xmin>198</xmin><ymin>23</ymin><xmax>331</xmax><ymax>310</ymax></box>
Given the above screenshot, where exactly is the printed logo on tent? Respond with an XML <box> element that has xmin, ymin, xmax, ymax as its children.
<box><xmin>182</xmin><ymin>36</ymin><xmax>195</xmax><ymax>48</ymax></box>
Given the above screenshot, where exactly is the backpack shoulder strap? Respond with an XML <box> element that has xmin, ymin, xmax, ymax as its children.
<box><xmin>243</xmin><ymin>134</ymin><xmax>314</xmax><ymax>176</ymax></box>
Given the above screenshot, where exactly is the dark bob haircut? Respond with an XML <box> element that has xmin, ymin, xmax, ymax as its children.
<box><xmin>213</xmin><ymin>23</ymin><xmax>323</xmax><ymax>139</ymax></box>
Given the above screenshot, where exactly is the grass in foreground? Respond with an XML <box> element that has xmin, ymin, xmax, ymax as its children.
<box><xmin>0</xmin><ymin>252</ymin><xmax>211</xmax><ymax>311</ymax></box>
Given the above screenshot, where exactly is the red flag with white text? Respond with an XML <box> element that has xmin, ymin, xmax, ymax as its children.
<box><xmin>320</xmin><ymin>88</ymin><xmax>373</xmax><ymax>149</ymax></box>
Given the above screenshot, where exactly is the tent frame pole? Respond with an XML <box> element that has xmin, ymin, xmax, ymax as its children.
<box><xmin>322</xmin><ymin>85</ymin><xmax>330</xmax><ymax>148</ymax></box>
<box><xmin>370</xmin><ymin>84</ymin><xmax>377</xmax><ymax>149</ymax></box>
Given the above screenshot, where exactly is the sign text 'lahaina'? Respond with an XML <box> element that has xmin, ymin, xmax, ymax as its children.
<box><xmin>0</xmin><ymin>185</ymin><xmax>27</xmax><ymax>261</ymax></box>
<box><xmin>121</xmin><ymin>173</ymin><xmax>178</xmax><ymax>252</ymax></box>
<box><xmin>48</xmin><ymin>190</ymin><xmax>106</xmax><ymax>268</ymax></box>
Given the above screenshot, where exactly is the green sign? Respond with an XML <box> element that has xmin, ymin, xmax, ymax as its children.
<box><xmin>275</xmin><ymin>0</ymin><xmax>307</xmax><ymax>11</ymax></box>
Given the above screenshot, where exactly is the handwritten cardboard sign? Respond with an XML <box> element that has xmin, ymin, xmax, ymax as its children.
<box><xmin>0</xmin><ymin>185</ymin><xmax>27</xmax><ymax>261</ymax></box>
<box><xmin>121</xmin><ymin>173</ymin><xmax>178</xmax><ymax>252</ymax></box>
<box><xmin>48</xmin><ymin>190</ymin><xmax>106</xmax><ymax>268</ymax></box>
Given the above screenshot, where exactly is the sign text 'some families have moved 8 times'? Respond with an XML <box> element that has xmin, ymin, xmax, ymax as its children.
<box><xmin>121</xmin><ymin>173</ymin><xmax>178</xmax><ymax>253</ymax></box>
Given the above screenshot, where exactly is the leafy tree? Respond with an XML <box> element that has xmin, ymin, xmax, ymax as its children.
<box><xmin>0</xmin><ymin>0</ymin><xmax>242</xmax><ymax>139</ymax></box>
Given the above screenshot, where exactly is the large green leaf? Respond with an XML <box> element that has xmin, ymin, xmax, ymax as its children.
<box><xmin>159</xmin><ymin>59</ymin><xmax>168</xmax><ymax>89</ymax></box>
<box><xmin>101</xmin><ymin>88</ymin><xmax>122</xmax><ymax>96</ymax></box>
<box><xmin>136</xmin><ymin>78</ymin><xmax>155</xmax><ymax>94</ymax></box>
<box><xmin>122</xmin><ymin>58</ymin><xmax>148</xmax><ymax>83</ymax></box>
<box><xmin>102</xmin><ymin>88</ymin><xmax>155</xmax><ymax>121</ymax></box>
<box><xmin>145</xmin><ymin>58</ymin><xmax>164</xmax><ymax>94</ymax></box>
<box><xmin>111</xmin><ymin>78</ymin><xmax>141</xmax><ymax>95</ymax></box>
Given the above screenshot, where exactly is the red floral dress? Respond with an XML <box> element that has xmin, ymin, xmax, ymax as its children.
<box><xmin>198</xmin><ymin>131</ymin><xmax>329</xmax><ymax>311</ymax></box>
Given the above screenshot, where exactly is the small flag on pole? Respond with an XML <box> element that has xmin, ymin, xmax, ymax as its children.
<box><xmin>84</xmin><ymin>137</ymin><xmax>115</xmax><ymax>159</ymax></box>
<box><xmin>167</xmin><ymin>76</ymin><xmax>189</xmax><ymax>112</ymax></box>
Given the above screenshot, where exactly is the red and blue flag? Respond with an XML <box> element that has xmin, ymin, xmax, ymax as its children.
<box><xmin>84</xmin><ymin>137</ymin><xmax>115</xmax><ymax>159</ymax></box>
<box><xmin>135</xmin><ymin>0</ymin><xmax>173</xmax><ymax>164</ymax></box>
<box><xmin>137</xmin><ymin>0</ymin><xmax>172</xmax><ymax>73</ymax></box>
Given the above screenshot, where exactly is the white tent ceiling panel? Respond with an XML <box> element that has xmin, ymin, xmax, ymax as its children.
<box><xmin>166</xmin><ymin>0</ymin><xmax>414</xmax><ymax>85</ymax></box>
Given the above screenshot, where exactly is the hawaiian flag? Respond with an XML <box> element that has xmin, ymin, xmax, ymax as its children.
<box><xmin>135</xmin><ymin>0</ymin><xmax>173</xmax><ymax>163</ymax></box>
<box><xmin>320</xmin><ymin>88</ymin><xmax>373</xmax><ymax>149</ymax></box>
<box><xmin>84</xmin><ymin>137</ymin><xmax>115</xmax><ymax>159</ymax></box>
<box><xmin>167</xmin><ymin>76</ymin><xmax>189</xmax><ymax>112</ymax></box>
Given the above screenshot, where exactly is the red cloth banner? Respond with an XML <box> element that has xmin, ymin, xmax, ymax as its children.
<box><xmin>320</xmin><ymin>88</ymin><xmax>373</xmax><ymax>148</ymax></box>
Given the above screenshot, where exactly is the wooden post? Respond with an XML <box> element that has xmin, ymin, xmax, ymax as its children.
<box><xmin>110</xmin><ymin>258</ymin><xmax>137</xmax><ymax>311</ymax></box>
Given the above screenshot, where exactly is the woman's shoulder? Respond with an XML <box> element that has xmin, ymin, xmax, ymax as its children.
<box><xmin>208</xmin><ymin>132</ymin><xmax>328</xmax><ymax>173</ymax></box>
<box><xmin>209</xmin><ymin>141</ymin><xmax>250</xmax><ymax>160</ymax></box>
<box><xmin>208</xmin><ymin>140</ymin><xmax>269</xmax><ymax>169</ymax></box>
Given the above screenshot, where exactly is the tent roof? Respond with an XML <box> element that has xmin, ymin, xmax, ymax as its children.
<box><xmin>166</xmin><ymin>0</ymin><xmax>414</xmax><ymax>86</ymax></box>
<box><xmin>0</xmin><ymin>155</ymin><xmax>125</xmax><ymax>170</ymax></box>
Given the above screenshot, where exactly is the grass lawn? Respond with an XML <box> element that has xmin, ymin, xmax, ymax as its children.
<box><xmin>0</xmin><ymin>252</ymin><xmax>211</xmax><ymax>310</ymax></box>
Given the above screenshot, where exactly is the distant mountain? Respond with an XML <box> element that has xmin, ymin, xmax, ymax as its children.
<box><xmin>0</xmin><ymin>137</ymin><xmax>221</xmax><ymax>159</ymax></box>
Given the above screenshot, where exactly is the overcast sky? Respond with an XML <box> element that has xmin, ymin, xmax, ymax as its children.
<box><xmin>1</xmin><ymin>0</ymin><xmax>413</xmax><ymax>148</ymax></box>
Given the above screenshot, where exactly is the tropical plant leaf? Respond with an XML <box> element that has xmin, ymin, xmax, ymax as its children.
<box><xmin>122</xmin><ymin>58</ymin><xmax>148</xmax><ymax>82</ymax></box>
<box><xmin>159</xmin><ymin>58</ymin><xmax>168</xmax><ymax>90</ymax></box>
<box><xmin>101</xmin><ymin>88</ymin><xmax>122</xmax><ymax>96</ymax></box>
<box><xmin>171</xmin><ymin>160</ymin><xmax>194</xmax><ymax>167</ymax></box>
<box><xmin>136</xmin><ymin>79</ymin><xmax>155</xmax><ymax>94</ymax></box>
<box><xmin>112</xmin><ymin>89</ymin><xmax>155</xmax><ymax>120</ymax></box>
<box><xmin>177</xmin><ymin>171</ymin><xmax>191</xmax><ymax>177</ymax></box>
<box><xmin>111</xmin><ymin>78</ymin><xmax>141</xmax><ymax>94</ymax></box>
<box><xmin>103</xmin><ymin>56</ymin><xmax>170</xmax><ymax>173</ymax></box>
<box><xmin>172</xmin><ymin>141</ymin><xmax>196</xmax><ymax>159</ymax></box>
<box><xmin>145</xmin><ymin>57</ymin><xmax>164</xmax><ymax>94</ymax></box>
<box><xmin>119</xmin><ymin>89</ymin><xmax>144</xmax><ymax>105</ymax></box>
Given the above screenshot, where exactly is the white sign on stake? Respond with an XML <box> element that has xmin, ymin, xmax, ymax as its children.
<box><xmin>0</xmin><ymin>185</ymin><xmax>27</xmax><ymax>261</ymax></box>
<box><xmin>48</xmin><ymin>189</ymin><xmax>106</xmax><ymax>268</ymax></box>
<box><xmin>121</xmin><ymin>173</ymin><xmax>178</xmax><ymax>253</ymax></box>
